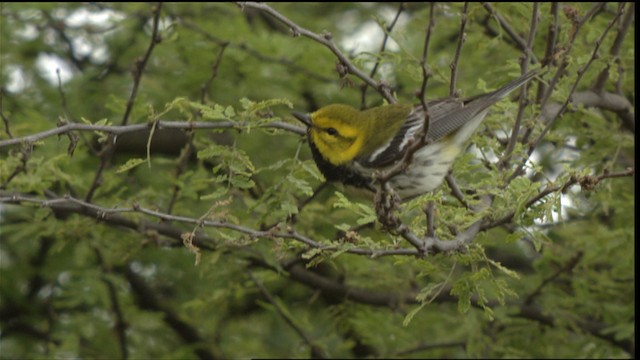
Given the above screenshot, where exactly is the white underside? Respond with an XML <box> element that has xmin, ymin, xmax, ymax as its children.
<box><xmin>354</xmin><ymin>110</ymin><xmax>488</xmax><ymax>199</ymax></box>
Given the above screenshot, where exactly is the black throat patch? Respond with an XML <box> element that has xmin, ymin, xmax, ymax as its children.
<box><xmin>307</xmin><ymin>133</ymin><xmax>373</xmax><ymax>191</ymax></box>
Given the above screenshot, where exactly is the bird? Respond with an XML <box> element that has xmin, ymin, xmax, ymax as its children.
<box><xmin>292</xmin><ymin>70</ymin><xmax>540</xmax><ymax>199</ymax></box>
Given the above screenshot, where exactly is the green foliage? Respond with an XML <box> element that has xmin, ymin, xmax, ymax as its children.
<box><xmin>0</xmin><ymin>2</ymin><xmax>634</xmax><ymax>359</ymax></box>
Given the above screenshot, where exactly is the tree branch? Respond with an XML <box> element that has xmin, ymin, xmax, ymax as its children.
<box><xmin>501</xmin><ymin>3</ymin><xmax>538</xmax><ymax>168</ymax></box>
<box><xmin>524</xmin><ymin>251</ymin><xmax>583</xmax><ymax>304</ymax></box>
<box><xmin>200</xmin><ymin>42</ymin><xmax>230</xmax><ymax>104</ymax></box>
<box><xmin>247</xmin><ymin>271</ymin><xmax>328</xmax><ymax>358</ymax></box>
<box><xmin>360</xmin><ymin>3</ymin><xmax>405</xmax><ymax>108</ymax></box>
<box><xmin>254</xmin><ymin>255</ymin><xmax>635</xmax><ymax>355</ymax></box>
<box><xmin>0</xmin><ymin>120</ymin><xmax>305</xmax><ymax>148</ymax></box>
<box><xmin>0</xmin><ymin>191</ymin><xmax>422</xmax><ymax>258</ymax></box>
<box><xmin>449</xmin><ymin>2</ymin><xmax>468</xmax><ymax>97</ymax></box>
<box><xmin>528</xmin><ymin>4</ymin><xmax>624</xmax><ymax>158</ymax></box>
<box><xmin>484</xmin><ymin>168</ymin><xmax>635</xmax><ymax>230</ymax></box>
<box><xmin>516</xmin><ymin>303</ymin><xmax>635</xmax><ymax>356</ymax></box>
<box><xmin>121</xmin><ymin>2</ymin><xmax>163</xmax><ymax>127</ymax></box>
<box><xmin>593</xmin><ymin>3</ymin><xmax>634</xmax><ymax>93</ymax></box>
<box><xmin>85</xmin><ymin>2</ymin><xmax>164</xmax><ymax>203</ymax></box>
<box><xmin>176</xmin><ymin>17</ymin><xmax>334</xmax><ymax>84</ymax></box>
<box><xmin>537</xmin><ymin>3</ymin><xmax>559</xmax><ymax>102</ymax></box>
<box><xmin>0</xmin><ymin>92</ymin><xmax>14</xmax><ymax>139</ymax></box>
<box><xmin>538</xmin><ymin>3</ymin><xmax>606</xmax><ymax>108</ymax></box>
<box><xmin>481</xmin><ymin>3</ymin><xmax>540</xmax><ymax>64</ymax></box>
<box><xmin>395</xmin><ymin>341</ymin><xmax>466</xmax><ymax>356</ymax></box>
<box><xmin>116</xmin><ymin>263</ymin><xmax>221</xmax><ymax>360</ymax></box>
<box><xmin>417</xmin><ymin>2</ymin><xmax>436</xmax><ymax>106</ymax></box>
<box><xmin>236</xmin><ymin>2</ymin><xmax>396</xmax><ymax>103</ymax></box>
<box><xmin>94</xmin><ymin>248</ymin><xmax>129</xmax><ymax>360</ymax></box>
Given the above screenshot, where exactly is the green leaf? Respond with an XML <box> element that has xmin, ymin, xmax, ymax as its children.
<box><xmin>403</xmin><ymin>302</ymin><xmax>427</xmax><ymax>326</ymax></box>
<box><xmin>280</xmin><ymin>200</ymin><xmax>298</xmax><ymax>216</ymax></box>
<box><xmin>200</xmin><ymin>188</ymin><xmax>229</xmax><ymax>201</ymax></box>
<box><xmin>116</xmin><ymin>158</ymin><xmax>146</xmax><ymax>173</ymax></box>
<box><xmin>240</xmin><ymin>97</ymin><xmax>293</xmax><ymax>113</ymax></box>
<box><xmin>332</xmin><ymin>191</ymin><xmax>376</xmax><ymax>225</ymax></box>
<box><xmin>486</xmin><ymin>258</ymin><xmax>520</xmax><ymax>279</ymax></box>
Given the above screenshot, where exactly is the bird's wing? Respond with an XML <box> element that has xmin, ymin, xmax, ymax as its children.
<box><xmin>425</xmin><ymin>70</ymin><xmax>539</xmax><ymax>142</ymax></box>
<box><xmin>358</xmin><ymin>70</ymin><xmax>539</xmax><ymax>168</ymax></box>
<box><xmin>359</xmin><ymin>105</ymin><xmax>430</xmax><ymax>168</ymax></box>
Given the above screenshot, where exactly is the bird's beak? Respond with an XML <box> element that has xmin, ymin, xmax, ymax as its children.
<box><xmin>292</xmin><ymin>111</ymin><xmax>312</xmax><ymax>128</ymax></box>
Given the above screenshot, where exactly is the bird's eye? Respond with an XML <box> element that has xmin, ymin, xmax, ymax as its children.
<box><xmin>326</xmin><ymin>127</ymin><xmax>338</xmax><ymax>136</ymax></box>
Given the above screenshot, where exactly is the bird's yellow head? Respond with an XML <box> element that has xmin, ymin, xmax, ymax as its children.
<box><xmin>293</xmin><ymin>104</ymin><xmax>365</xmax><ymax>165</ymax></box>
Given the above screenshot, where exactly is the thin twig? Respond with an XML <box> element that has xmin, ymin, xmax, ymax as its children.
<box><xmin>0</xmin><ymin>90</ymin><xmax>14</xmax><ymax>139</ymax></box>
<box><xmin>247</xmin><ymin>271</ymin><xmax>328</xmax><ymax>358</ymax></box>
<box><xmin>94</xmin><ymin>248</ymin><xmax>129</xmax><ymax>360</ymax></box>
<box><xmin>166</xmin><ymin>133</ymin><xmax>195</xmax><ymax>215</ymax></box>
<box><xmin>237</xmin><ymin>2</ymin><xmax>395</xmax><ymax>103</ymax></box>
<box><xmin>201</xmin><ymin>42</ymin><xmax>230</xmax><ymax>104</ymax></box>
<box><xmin>508</xmin><ymin>3</ymin><xmax>619</xmax><ymax>182</ymax></box>
<box><xmin>373</xmin><ymin>142</ymin><xmax>431</xmax><ymax>254</ymax></box>
<box><xmin>538</xmin><ymin>3</ymin><xmax>606</xmax><ymax>108</ymax></box>
<box><xmin>501</xmin><ymin>3</ymin><xmax>538</xmax><ymax>168</ymax></box>
<box><xmin>424</xmin><ymin>201</ymin><xmax>435</xmax><ymax>237</ymax></box>
<box><xmin>396</xmin><ymin>341</ymin><xmax>466</xmax><ymax>356</ymax></box>
<box><xmin>527</xmin><ymin>4</ymin><xmax>623</xmax><ymax>158</ymax></box>
<box><xmin>424</xmin><ymin>221</ymin><xmax>481</xmax><ymax>253</ymax></box>
<box><xmin>484</xmin><ymin>167</ymin><xmax>635</xmax><ymax>230</ymax></box>
<box><xmin>417</xmin><ymin>2</ymin><xmax>436</xmax><ymax>145</ymax></box>
<box><xmin>298</xmin><ymin>181</ymin><xmax>328</xmax><ymax>209</ymax></box>
<box><xmin>445</xmin><ymin>174</ymin><xmax>469</xmax><ymax>208</ymax></box>
<box><xmin>177</xmin><ymin>18</ymin><xmax>334</xmax><ymax>84</ymax></box>
<box><xmin>593</xmin><ymin>3</ymin><xmax>634</xmax><ymax>93</ymax></box>
<box><xmin>417</xmin><ymin>2</ymin><xmax>436</xmax><ymax>103</ymax></box>
<box><xmin>481</xmin><ymin>3</ymin><xmax>540</xmax><ymax>64</ymax></box>
<box><xmin>0</xmin><ymin>144</ymin><xmax>32</xmax><ymax>189</ymax></box>
<box><xmin>167</xmin><ymin>41</ymin><xmax>230</xmax><ymax>214</ymax></box>
<box><xmin>56</xmin><ymin>69</ymin><xmax>80</xmax><ymax>156</ymax></box>
<box><xmin>537</xmin><ymin>3</ymin><xmax>559</xmax><ymax>103</ymax></box>
<box><xmin>121</xmin><ymin>2</ymin><xmax>163</xmax><ymax>126</ymax></box>
<box><xmin>0</xmin><ymin>120</ymin><xmax>306</xmax><ymax>148</ymax></box>
<box><xmin>85</xmin><ymin>2</ymin><xmax>164</xmax><ymax>203</ymax></box>
<box><xmin>524</xmin><ymin>251</ymin><xmax>583</xmax><ymax>304</ymax></box>
<box><xmin>56</xmin><ymin>69</ymin><xmax>72</xmax><ymax>121</ymax></box>
<box><xmin>368</xmin><ymin>3</ymin><xmax>405</xmax><ymax>80</ymax></box>
<box><xmin>360</xmin><ymin>3</ymin><xmax>405</xmax><ymax>108</ymax></box>
<box><xmin>449</xmin><ymin>2</ymin><xmax>468</xmax><ymax>97</ymax></box>
<box><xmin>0</xmin><ymin>191</ymin><xmax>422</xmax><ymax>258</ymax></box>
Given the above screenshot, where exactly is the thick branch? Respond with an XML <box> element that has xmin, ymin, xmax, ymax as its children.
<box><xmin>253</xmin><ymin>255</ymin><xmax>635</xmax><ymax>355</ymax></box>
